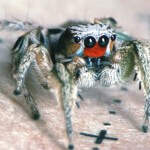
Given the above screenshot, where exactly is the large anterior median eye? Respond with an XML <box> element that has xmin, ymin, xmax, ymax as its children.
<box><xmin>98</xmin><ymin>35</ymin><xmax>109</xmax><ymax>47</ymax></box>
<box><xmin>84</xmin><ymin>36</ymin><xmax>96</xmax><ymax>48</ymax></box>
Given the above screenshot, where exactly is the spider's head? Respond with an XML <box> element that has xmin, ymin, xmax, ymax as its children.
<box><xmin>58</xmin><ymin>23</ymin><xmax>116</xmax><ymax>59</ymax></box>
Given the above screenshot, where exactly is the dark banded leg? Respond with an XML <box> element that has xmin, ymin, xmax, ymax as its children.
<box><xmin>75</xmin><ymin>93</ymin><xmax>84</xmax><ymax>108</ymax></box>
<box><xmin>142</xmin><ymin>98</ymin><xmax>150</xmax><ymax>132</ymax></box>
<box><xmin>55</xmin><ymin>63</ymin><xmax>76</xmax><ymax>149</ymax></box>
<box><xmin>12</xmin><ymin>44</ymin><xmax>41</xmax><ymax>119</ymax></box>
<box><xmin>13</xmin><ymin>44</ymin><xmax>38</xmax><ymax>95</ymax></box>
<box><xmin>32</xmin><ymin>63</ymin><xmax>49</xmax><ymax>90</ymax></box>
<box><xmin>22</xmin><ymin>85</ymin><xmax>40</xmax><ymax>120</ymax></box>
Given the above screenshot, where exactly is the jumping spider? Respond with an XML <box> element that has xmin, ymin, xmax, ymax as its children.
<box><xmin>1</xmin><ymin>18</ymin><xmax>150</xmax><ymax>149</ymax></box>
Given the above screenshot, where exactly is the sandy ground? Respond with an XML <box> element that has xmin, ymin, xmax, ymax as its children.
<box><xmin>0</xmin><ymin>0</ymin><xmax>150</xmax><ymax>150</ymax></box>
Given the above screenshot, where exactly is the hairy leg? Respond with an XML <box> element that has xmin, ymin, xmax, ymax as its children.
<box><xmin>22</xmin><ymin>85</ymin><xmax>40</xmax><ymax>120</ymax></box>
<box><xmin>13</xmin><ymin>44</ymin><xmax>39</xmax><ymax>95</ymax></box>
<box><xmin>54</xmin><ymin>58</ymin><xmax>86</xmax><ymax>149</ymax></box>
<box><xmin>32</xmin><ymin>63</ymin><xmax>49</xmax><ymax>90</ymax></box>
<box><xmin>142</xmin><ymin>98</ymin><xmax>150</xmax><ymax>132</ymax></box>
<box><xmin>55</xmin><ymin>63</ymin><xmax>76</xmax><ymax>149</ymax></box>
<box><xmin>12</xmin><ymin>44</ymin><xmax>42</xmax><ymax>119</ymax></box>
<box><xmin>12</xmin><ymin>43</ymin><xmax>53</xmax><ymax>120</ymax></box>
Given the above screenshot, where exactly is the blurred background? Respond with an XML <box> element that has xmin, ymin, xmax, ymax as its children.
<box><xmin>0</xmin><ymin>0</ymin><xmax>150</xmax><ymax>39</ymax></box>
<box><xmin>0</xmin><ymin>0</ymin><xmax>150</xmax><ymax>150</ymax></box>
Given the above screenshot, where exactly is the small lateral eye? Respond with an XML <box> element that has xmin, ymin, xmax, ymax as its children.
<box><xmin>73</xmin><ymin>36</ymin><xmax>81</xmax><ymax>43</ymax></box>
<box><xmin>84</xmin><ymin>36</ymin><xmax>96</xmax><ymax>48</ymax></box>
<box><xmin>111</xmin><ymin>34</ymin><xmax>116</xmax><ymax>41</ymax></box>
<box><xmin>98</xmin><ymin>35</ymin><xmax>109</xmax><ymax>47</ymax></box>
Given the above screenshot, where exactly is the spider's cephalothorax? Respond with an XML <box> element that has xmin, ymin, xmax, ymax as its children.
<box><xmin>58</xmin><ymin>23</ymin><xmax>116</xmax><ymax>61</ymax></box>
<box><xmin>10</xmin><ymin>22</ymin><xmax>116</xmax><ymax>149</ymax></box>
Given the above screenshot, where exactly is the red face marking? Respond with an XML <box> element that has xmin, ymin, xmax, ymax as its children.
<box><xmin>83</xmin><ymin>42</ymin><xmax>107</xmax><ymax>58</ymax></box>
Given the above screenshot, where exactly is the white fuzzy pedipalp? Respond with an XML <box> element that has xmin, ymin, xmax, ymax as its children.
<box><xmin>77</xmin><ymin>67</ymin><xmax>96</xmax><ymax>87</ymax></box>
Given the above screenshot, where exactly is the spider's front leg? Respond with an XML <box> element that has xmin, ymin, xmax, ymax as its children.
<box><xmin>54</xmin><ymin>57</ymin><xmax>86</xmax><ymax>149</ymax></box>
<box><xmin>99</xmin><ymin>40</ymin><xmax>150</xmax><ymax>133</ymax></box>
<box><xmin>133</xmin><ymin>40</ymin><xmax>150</xmax><ymax>133</ymax></box>
<box><xmin>121</xmin><ymin>40</ymin><xmax>150</xmax><ymax>133</ymax></box>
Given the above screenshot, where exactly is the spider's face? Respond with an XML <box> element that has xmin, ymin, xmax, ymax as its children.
<box><xmin>59</xmin><ymin>23</ymin><xmax>116</xmax><ymax>59</ymax></box>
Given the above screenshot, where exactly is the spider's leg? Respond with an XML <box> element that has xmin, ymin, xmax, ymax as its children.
<box><xmin>75</xmin><ymin>93</ymin><xmax>84</xmax><ymax>109</ymax></box>
<box><xmin>32</xmin><ymin>63</ymin><xmax>49</xmax><ymax>90</ymax></box>
<box><xmin>142</xmin><ymin>97</ymin><xmax>150</xmax><ymax>132</ymax></box>
<box><xmin>54</xmin><ymin>57</ymin><xmax>86</xmax><ymax>149</ymax></box>
<box><xmin>55</xmin><ymin>63</ymin><xmax>77</xmax><ymax>150</ymax></box>
<box><xmin>22</xmin><ymin>84</ymin><xmax>40</xmax><ymax>120</ymax></box>
<box><xmin>12</xmin><ymin>44</ymin><xmax>41</xmax><ymax>119</ymax></box>
<box><xmin>131</xmin><ymin>40</ymin><xmax>150</xmax><ymax>133</ymax></box>
<box><xmin>13</xmin><ymin>44</ymin><xmax>54</xmax><ymax>120</ymax></box>
<box><xmin>31</xmin><ymin>43</ymin><xmax>54</xmax><ymax>91</ymax></box>
<box><xmin>13</xmin><ymin>44</ymin><xmax>39</xmax><ymax>95</ymax></box>
<box><xmin>78</xmin><ymin>93</ymin><xmax>84</xmax><ymax>101</ymax></box>
<box><xmin>11</xmin><ymin>35</ymin><xmax>29</xmax><ymax>76</ymax></box>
